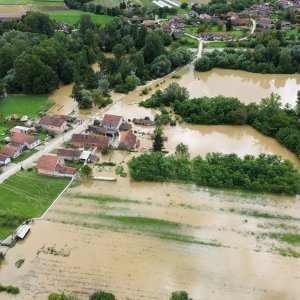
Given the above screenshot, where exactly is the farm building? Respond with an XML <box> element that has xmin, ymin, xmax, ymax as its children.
<box><xmin>0</xmin><ymin>153</ymin><xmax>11</xmax><ymax>166</ymax></box>
<box><xmin>70</xmin><ymin>134</ymin><xmax>110</xmax><ymax>149</ymax></box>
<box><xmin>102</xmin><ymin>114</ymin><xmax>123</xmax><ymax>137</ymax></box>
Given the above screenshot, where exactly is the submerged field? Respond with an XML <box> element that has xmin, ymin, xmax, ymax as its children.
<box><xmin>0</xmin><ymin>95</ymin><xmax>53</xmax><ymax>118</ymax></box>
<box><xmin>46</xmin><ymin>10</ymin><xmax>114</xmax><ymax>25</ymax></box>
<box><xmin>0</xmin><ymin>156</ymin><xmax>299</xmax><ymax>299</ymax></box>
<box><xmin>0</xmin><ymin>170</ymin><xmax>69</xmax><ymax>239</ymax></box>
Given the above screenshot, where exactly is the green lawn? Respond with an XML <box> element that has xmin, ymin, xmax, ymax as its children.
<box><xmin>46</xmin><ymin>10</ymin><xmax>114</xmax><ymax>25</ymax></box>
<box><xmin>206</xmin><ymin>41</ymin><xmax>228</xmax><ymax>47</ymax></box>
<box><xmin>13</xmin><ymin>149</ymin><xmax>38</xmax><ymax>163</ymax></box>
<box><xmin>0</xmin><ymin>95</ymin><xmax>53</xmax><ymax>118</ymax></box>
<box><xmin>0</xmin><ymin>170</ymin><xmax>69</xmax><ymax>239</ymax></box>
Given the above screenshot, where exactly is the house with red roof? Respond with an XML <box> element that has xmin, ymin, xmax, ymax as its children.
<box><xmin>70</xmin><ymin>134</ymin><xmax>110</xmax><ymax>149</ymax></box>
<box><xmin>39</xmin><ymin>115</ymin><xmax>67</xmax><ymax>134</ymax></box>
<box><xmin>0</xmin><ymin>144</ymin><xmax>21</xmax><ymax>159</ymax></box>
<box><xmin>102</xmin><ymin>114</ymin><xmax>123</xmax><ymax>137</ymax></box>
<box><xmin>10</xmin><ymin>133</ymin><xmax>41</xmax><ymax>150</ymax></box>
<box><xmin>119</xmin><ymin>131</ymin><xmax>139</xmax><ymax>150</ymax></box>
<box><xmin>37</xmin><ymin>155</ymin><xmax>77</xmax><ymax>178</ymax></box>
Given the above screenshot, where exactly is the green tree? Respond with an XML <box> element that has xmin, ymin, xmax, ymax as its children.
<box><xmin>112</xmin><ymin>44</ymin><xmax>126</xmax><ymax>60</ymax></box>
<box><xmin>0</xmin><ymin>80</ymin><xmax>6</xmax><ymax>100</ymax></box>
<box><xmin>226</xmin><ymin>19</ymin><xmax>233</xmax><ymax>31</ymax></box>
<box><xmin>153</xmin><ymin>126</ymin><xmax>164</xmax><ymax>152</ymax></box>
<box><xmin>170</xmin><ymin>291</ymin><xmax>192</xmax><ymax>300</ymax></box>
<box><xmin>20</xmin><ymin>12</ymin><xmax>55</xmax><ymax>37</ymax></box>
<box><xmin>143</xmin><ymin>32</ymin><xmax>164</xmax><ymax>64</ymax></box>
<box><xmin>92</xmin><ymin>89</ymin><xmax>103</xmax><ymax>107</ymax></box>
<box><xmin>81</xmin><ymin>165</ymin><xmax>93</xmax><ymax>178</ymax></box>
<box><xmin>175</xmin><ymin>143</ymin><xmax>189</xmax><ymax>158</ymax></box>
<box><xmin>180</xmin><ymin>2</ymin><xmax>188</xmax><ymax>9</ymax></box>
<box><xmin>194</xmin><ymin>56</ymin><xmax>213</xmax><ymax>72</ymax></box>
<box><xmin>277</xmin><ymin>48</ymin><xmax>294</xmax><ymax>73</ymax></box>
<box><xmin>150</xmin><ymin>55</ymin><xmax>171</xmax><ymax>77</ymax></box>
<box><xmin>89</xmin><ymin>290</ymin><xmax>116</xmax><ymax>300</ymax></box>
<box><xmin>79</xmin><ymin>14</ymin><xmax>95</xmax><ymax>35</ymax></box>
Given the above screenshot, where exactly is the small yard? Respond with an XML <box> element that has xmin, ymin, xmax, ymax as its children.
<box><xmin>0</xmin><ymin>169</ymin><xmax>69</xmax><ymax>239</ymax></box>
<box><xmin>13</xmin><ymin>149</ymin><xmax>38</xmax><ymax>163</ymax></box>
<box><xmin>0</xmin><ymin>95</ymin><xmax>53</xmax><ymax>118</ymax></box>
<box><xmin>46</xmin><ymin>10</ymin><xmax>114</xmax><ymax>25</ymax></box>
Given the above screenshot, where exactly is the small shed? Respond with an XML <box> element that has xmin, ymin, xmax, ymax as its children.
<box><xmin>16</xmin><ymin>224</ymin><xmax>30</xmax><ymax>240</ymax></box>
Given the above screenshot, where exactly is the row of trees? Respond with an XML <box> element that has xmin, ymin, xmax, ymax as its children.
<box><xmin>195</xmin><ymin>41</ymin><xmax>300</xmax><ymax>74</ymax></box>
<box><xmin>128</xmin><ymin>151</ymin><xmax>300</xmax><ymax>195</ymax></box>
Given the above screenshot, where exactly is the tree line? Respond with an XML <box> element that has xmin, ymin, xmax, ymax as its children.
<box><xmin>195</xmin><ymin>40</ymin><xmax>300</xmax><ymax>74</ymax></box>
<box><xmin>128</xmin><ymin>151</ymin><xmax>300</xmax><ymax>195</ymax></box>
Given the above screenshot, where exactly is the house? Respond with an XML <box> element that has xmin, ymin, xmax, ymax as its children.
<box><xmin>227</xmin><ymin>12</ymin><xmax>238</xmax><ymax>21</ymax></box>
<box><xmin>87</xmin><ymin>125</ymin><xmax>107</xmax><ymax>136</ymax></box>
<box><xmin>119</xmin><ymin>131</ymin><xmax>139</xmax><ymax>150</ymax></box>
<box><xmin>199</xmin><ymin>13</ymin><xmax>212</xmax><ymax>21</ymax></box>
<box><xmin>143</xmin><ymin>20</ymin><xmax>156</xmax><ymax>26</ymax></box>
<box><xmin>52</xmin><ymin>114</ymin><xmax>72</xmax><ymax>123</ymax></box>
<box><xmin>102</xmin><ymin>114</ymin><xmax>123</xmax><ymax>137</ymax></box>
<box><xmin>57</xmin><ymin>149</ymin><xmax>82</xmax><ymax>161</ymax></box>
<box><xmin>133</xmin><ymin>118</ymin><xmax>156</xmax><ymax>126</ymax></box>
<box><xmin>9</xmin><ymin>126</ymin><xmax>31</xmax><ymax>135</ymax></box>
<box><xmin>39</xmin><ymin>116</ymin><xmax>67</xmax><ymax>134</ymax></box>
<box><xmin>70</xmin><ymin>134</ymin><xmax>110</xmax><ymax>149</ymax></box>
<box><xmin>120</xmin><ymin>122</ymin><xmax>132</xmax><ymax>131</ymax></box>
<box><xmin>37</xmin><ymin>155</ymin><xmax>76</xmax><ymax>178</ymax></box>
<box><xmin>0</xmin><ymin>153</ymin><xmax>11</xmax><ymax>166</ymax></box>
<box><xmin>11</xmin><ymin>133</ymin><xmax>41</xmax><ymax>150</ymax></box>
<box><xmin>0</xmin><ymin>144</ymin><xmax>21</xmax><ymax>159</ymax></box>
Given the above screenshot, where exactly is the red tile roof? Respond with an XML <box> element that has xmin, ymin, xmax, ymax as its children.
<box><xmin>39</xmin><ymin>116</ymin><xmax>66</xmax><ymax>127</ymax></box>
<box><xmin>71</xmin><ymin>134</ymin><xmax>109</xmax><ymax>147</ymax></box>
<box><xmin>57</xmin><ymin>148</ymin><xmax>82</xmax><ymax>159</ymax></box>
<box><xmin>120</xmin><ymin>131</ymin><xmax>137</xmax><ymax>149</ymax></box>
<box><xmin>37</xmin><ymin>155</ymin><xmax>60</xmax><ymax>172</ymax></box>
<box><xmin>11</xmin><ymin>133</ymin><xmax>39</xmax><ymax>145</ymax></box>
<box><xmin>0</xmin><ymin>144</ymin><xmax>20</xmax><ymax>157</ymax></box>
<box><xmin>56</xmin><ymin>166</ymin><xmax>77</xmax><ymax>175</ymax></box>
<box><xmin>102</xmin><ymin>114</ymin><xmax>122</xmax><ymax>128</ymax></box>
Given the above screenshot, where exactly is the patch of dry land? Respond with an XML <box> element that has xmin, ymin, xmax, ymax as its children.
<box><xmin>0</xmin><ymin>150</ymin><xmax>299</xmax><ymax>299</ymax></box>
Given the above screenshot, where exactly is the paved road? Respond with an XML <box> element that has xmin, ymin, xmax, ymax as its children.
<box><xmin>0</xmin><ymin>120</ymin><xmax>90</xmax><ymax>184</ymax></box>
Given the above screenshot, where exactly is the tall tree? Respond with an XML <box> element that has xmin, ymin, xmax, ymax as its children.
<box><xmin>153</xmin><ymin>126</ymin><xmax>164</xmax><ymax>152</ymax></box>
<box><xmin>143</xmin><ymin>32</ymin><xmax>164</xmax><ymax>64</ymax></box>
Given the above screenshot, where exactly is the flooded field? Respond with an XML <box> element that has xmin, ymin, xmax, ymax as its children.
<box><xmin>1</xmin><ymin>166</ymin><xmax>299</xmax><ymax>299</ymax></box>
<box><xmin>1</xmin><ymin>65</ymin><xmax>299</xmax><ymax>299</ymax></box>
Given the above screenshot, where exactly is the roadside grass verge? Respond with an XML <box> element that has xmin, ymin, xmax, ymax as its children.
<box><xmin>45</xmin><ymin>10</ymin><xmax>114</xmax><ymax>25</ymax></box>
<box><xmin>0</xmin><ymin>95</ymin><xmax>53</xmax><ymax>118</ymax></box>
<box><xmin>0</xmin><ymin>170</ymin><xmax>69</xmax><ymax>239</ymax></box>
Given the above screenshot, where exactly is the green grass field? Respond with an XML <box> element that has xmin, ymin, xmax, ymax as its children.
<box><xmin>46</xmin><ymin>10</ymin><xmax>114</xmax><ymax>25</ymax></box>
<box><xmin>0</xmin><ymin>95</ymin><xmax>53</xmax><ymax>118</ymax></box>
<box><xmin>0</xmin><ymin>0</ymin><xmax>64</xmax><ymax>5</ymax></box>
<box><xmin>91</xmin><ymin>0</ymin><xmax>121</xmax><ymax>7</ymax></box>
<box><xmin>0</xmin><ymin>170</ymin><xmax>69</xmax><ymax>239</ymax></box>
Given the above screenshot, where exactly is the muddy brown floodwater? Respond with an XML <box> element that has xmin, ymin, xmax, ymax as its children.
<box><xmin>1</xmin><ymin>65</ymin><xmax>299</xmax><ymax>300</ymax></box>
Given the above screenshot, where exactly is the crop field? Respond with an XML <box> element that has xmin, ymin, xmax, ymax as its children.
<box><xmin>0</xmin><ymin>170</ymin><xmax>69</xmax><ymax>239</ymax></box>
<box><xmin>0</xmin><ymin>95</ymin><xmax>53</xmax><ymax>118</ymax></box>
<box><xmin>46</xmin><ymin>10</ymin><xmax>114</xmax><ymax>25</ymax></box>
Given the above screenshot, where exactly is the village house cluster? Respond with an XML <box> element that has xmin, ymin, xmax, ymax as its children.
<box><xmin>0</xmin><ymin>113</ymin><xmax>74</xmax><ymax>168</ymax></box>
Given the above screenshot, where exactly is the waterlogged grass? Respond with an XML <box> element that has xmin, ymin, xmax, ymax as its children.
<box><xmin>240</xmin><ymin>210</ymin><xmax>298</xmax><ymax>221</ymax></box>
<box><xmin>0</xmin><ymin>170</ymin><xmax>69</xmax><ymax>239</ymax></box>
<box><xmin>276</xmin><ymin>247</ymin><xmax>300</xmax><ymax>258</ymax></box>
<box><xmin>67</xmin><ymin>193</ymin><xmax>141</xmax><ymax>204</ymax></box>
<box><xmin>268</xmin><ymin>233</ymin><xmax>300</xmax><ymax>246</ymax></box>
